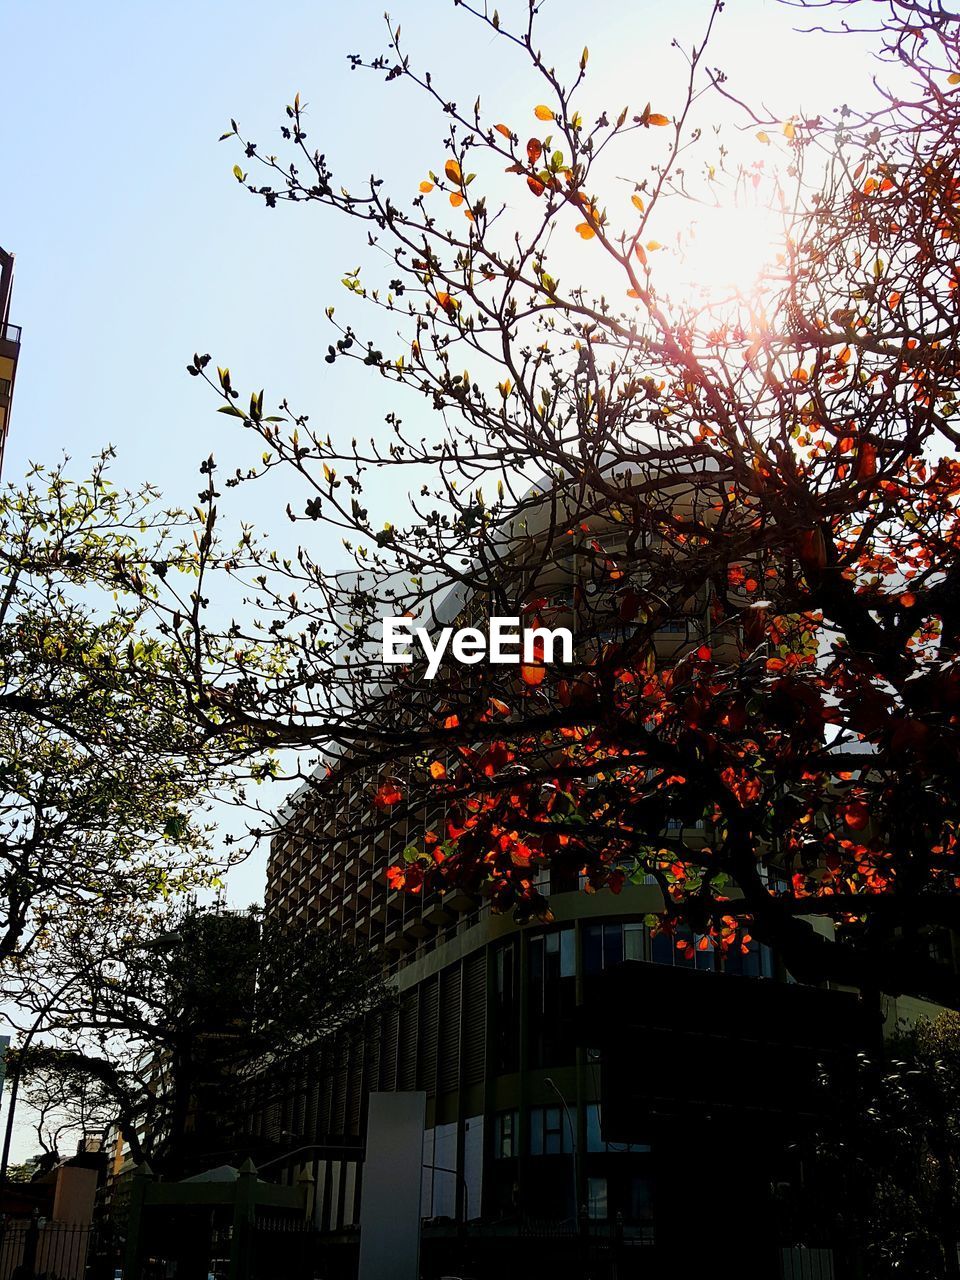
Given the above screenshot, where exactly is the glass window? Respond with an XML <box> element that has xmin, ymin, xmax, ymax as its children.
<box><xmin>585</xmin><ymin>1103</ymin><xmax>650</xmax><ymax>1154</ymax></box>
<box><xmin>529</xmin><ymin>1105</ymin><xmax>572</xmax><ymax>1155</ymax></box>
<box><xmin>624</xmin><ymin>922</ymin><xmax>644</xmax><ymax>961</ymax></box>
<box><xmin>583</xmin><ymin>923</ymin><xmax>628</xmax><ymax>976</ymax></box>
<box><xmin>628</xmin><ymin>1175</ymin><xmax>654</xmax><ymax>1222</ymax></box>
<box><xmin>528</xmin><ymin>930</ymin><xmax>576</xmax><ymax>1066</ymax></box>
<box><xmin>494</xmin><ymin>1109</ymin><xmax>518</xmax><ymax>1159</ymax></box>
<box><xmin>494</xmin><ymin>940</ymin><xmax>519</xmax><ymax>1071</ymax></box>
<box><xmin>587</xmin><ymin>1176</ymin><xmax>608</xmax><ymax>1220</ymax></box>
<box><xmin>723</xmin><ymin>938</ymin><xmax>774</xmax><ymax>979</ymax></box>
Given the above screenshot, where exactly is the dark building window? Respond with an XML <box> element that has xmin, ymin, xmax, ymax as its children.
<box><xmin>494</xmin><ymin>1109</ymin><xmax>519</xmax><ymax>1159</ymax></box>
<box><xmin>585</xmin><ymin>1103</ymin><xmax>650</xmax><ymax>1154</ymax></box>
<box><xmin>651</xmin><ymin>924</ymin><xmax>716</xmax><ymax>971</ymax></box>
<box><xmin>587</xmin><ymin>1176</ymin><xmax>608</xmax><ymax>1220</ymax></box>
<box><xmin>582</xmin><ymin>922</ymin><xmax>645</xmax><ymax>975</ymax></box>
<box><xmin>494</xmin><ymin>940</ymin><xmax>519</xmax><ymax>1072</ymax></box>
<box><xmin>529</xmin><ymin>1105</ymin><xmax>573</xmax><ymax>1155</ymax></box>
<box><xmin>527</xmin><ymin>929</ymin><xmax>576</xmax><ymax>1066</ymax></box>
<box><xmin>722</xmin><ymin>937</ymin><xmax>774</xmax><ymax>979</ymax></box>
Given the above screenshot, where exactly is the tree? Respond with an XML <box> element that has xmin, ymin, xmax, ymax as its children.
<box><xmin>786</xmin><ymin>1011</ymin><xmax>960</xmax><ymax>1279</ymax></box>
<box><xmin>169</xmin><ymin>0</ymin><xmax>960</xmax><ymax>1008</ymax></box>
<box><xmin>0</xmin><ymin>451</ymin><xmax>279</xmax><ymax>1005</ymax></box>
<box><xmin>16</xmin><ymin>903</ymin><xmax>386</xmax><ymax>1175</ymax></box>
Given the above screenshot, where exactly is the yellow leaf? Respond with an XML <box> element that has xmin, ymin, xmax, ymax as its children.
<box><xmin>444</xmin><ymin>158</ymin><xmax>462</xmax><ymax>184</ymax></box>
<box><xmin>495</xmin><ymin>123</ymin><xmax>512</xmax><ymax>138</ymax></box>
<box><xmin>949</xmin><ymin>72</ymin><xmax>960</xmax><ymax>85</ymax></box>
<box><xmin>756</xmin><ymin>131</ymin><xmax>770</xmax><ymax>144</ymax></box>
<box><xmin>419</xmin><ymin>180</ymin><xmax>434</xmax><ymax>193</ymax></box>
<box><xmin>648</xmin><ymin>113</ymin><xmax>669</xmax><ymax>127</ymax></box>
<box><xmin>534</xmin><ymin>104</ymin><xmax>554</xmax><ymax>121</ymax></box>
<box><xmin>783</xmin><ymin>121</ymin><xmax>796</xmax><ymax>139</ymax></box>
<box><xmin>646</xmin><ymin>240</ymin><xmax>662</xmax><ymax>251</ymax></box>
<box><xmin>575</xmin><ymin>222</ymin><xmax>595</xmax><ymax>239</ymax></box>
<box><xmin>632</xmin><ymin>194</ymin><xmax>645</xmax><ymax>212</ymax></box>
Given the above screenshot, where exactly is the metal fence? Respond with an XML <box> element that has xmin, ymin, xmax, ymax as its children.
<box><xmin>0</xmin><ymin>1220</ymin><xmax>92</xmax><ymax>1280</ymax></box>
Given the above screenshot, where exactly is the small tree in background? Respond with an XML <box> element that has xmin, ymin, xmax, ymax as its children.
<box><xmin>15</xmin><ymin>903</ymin><xmax>386</xmax><ymax>1176</ymax></box>
<box><xmin>789</xmin><ymin>1012</ymin><xmax>960</xmax><ymax>1279</ymax></box>
<box><xmin>0</xmin><ymin>452</ymin><xmax>280</xmax><ymax>1001</ymax></box>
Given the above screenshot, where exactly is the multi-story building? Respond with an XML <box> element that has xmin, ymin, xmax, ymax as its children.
<box><xmin>249</xmin><ymin>506</ymin><xmax>884</xmax><ymax>1277</ymax></box>
<box><xmin>0</xmin><ymin>246</ymin><xmax>20</xmax><ymax>475</ymax></box>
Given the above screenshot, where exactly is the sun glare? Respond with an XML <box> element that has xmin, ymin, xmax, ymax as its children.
<box><xmin>659</xmin><ymin>199</ymin><xmax>786</xmax><ymax>306</ymax></box>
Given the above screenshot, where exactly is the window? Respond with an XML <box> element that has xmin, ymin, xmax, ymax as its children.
<box><xmin>528</xmin><ymin>929</ymin><xmax>576</xmax><ymax>1066</ymax></box>
<box><xmin>583</xmin><ymin>922</ymin><xmax>646</xmax><ymax>975</ymax></box>
<box><xmin>587</xmin><ymin>1176</ymin><xmax>608</xmax><ymax>1220</ymax></box>
<box><xmin>651</xmin><ymin>924</ymin><xmax>716</xmax><ymax>971</ymax></box>
<box><xmin>494</xmin><ymin>1109</ymin><xmax>518</xmax><ymax>1159</ymax></box>
<box><xmin>723</xmin><ymin>937</ymin><xmax>774</xmax><ymax>979</ymax></box>
<box><xmin>494</xmin><ymin>940</ymin><xmax>520</xmax><ymax>1071</ymax></box>
<box><xmin>529</xmin><ymin>1105</ymin><xmax>573</xmax><ymax>1155</ymax></box>
<box><xmin>585</xmin><ymin>1104</ymin><xmax>650</xmax><ymax>1154</ymax></box>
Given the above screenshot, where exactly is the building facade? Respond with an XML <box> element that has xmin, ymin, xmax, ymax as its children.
<box><xmin>0</xmin><ymin>247</ymin><xmax>20</xmax><ymax>475</ymax></box>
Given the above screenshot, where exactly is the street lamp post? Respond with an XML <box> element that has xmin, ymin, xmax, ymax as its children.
<box><xmin>545</xmin><ymin>1077</ymin><xmax>579</xmax><ymax>1227</ymax></box>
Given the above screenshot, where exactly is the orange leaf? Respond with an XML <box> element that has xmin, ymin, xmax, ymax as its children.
<box><xmin>631</xmin><ymin>194</ymin><xmax>645</xmax><ymax>212</ymax></box>
<box><xmin>534</xmin><ymin>104</ymin><xmax>554</xmax><ymax>121</ymax></box>
<box><xmin>495</xmin><ymin>123</ymin><xmax>512</xmax><ymax>138</ymax></box>
<box><xmin>527</xmin><ymin>176</ymin><xmax>545</xmax><ymax>197</ymax></box>
<box><xmin>429</xmin><ymin>761</ymin><xmax>447</xmax><ymax>780</ymax></box>
<box><xmin>520</xmin><ymin>662</ymin><xmax>546</xmax><ymax>687</ymax></box>
<box><xmin>647</xmin><ymin>113</ymin><xmax>669</xmax><ymax>126</ymax></box>
<box><xmin>444</xmin><ymin>158</ymin><xmax>462</xmax><ymax>185</ymax></box>
<box><xmin>374</xmin><ymin>782</ymin><xmax>403</xmax><ymax>809</ymax></box>
<box><xmin>419</xmin><ymin>180</ymin><xmax>434</xmax><ymax>193</ymax></box>
<box><xmin>575</xmin><ymin>222</ymin><xmax>595</xmax><ymax>239</ymax></box>
<box><xmin>450</xmin><ymin>192</ymin><xmax>464</xmax><ymax>207</ymax></box>
<box><xmin>900</xmin><ymin>592</ymin><xmax>917</xmax><ymax>608</ymax></box>
<box><xmin>526</xmin><ymin>137</ymin><xmax>543</xmax><ymax>164</ymax></box>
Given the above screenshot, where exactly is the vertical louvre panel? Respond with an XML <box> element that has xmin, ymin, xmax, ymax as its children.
<box><xmin>364</xmin><ymin>1012</ymin><xmax>382</xmax><ymax>1097</ymax></box>
<box><xmin>331</xmin><ymin>1035</ymin><xmax>349</xmax><ymax>1133</ymax></box>
<box><xmin>318</xmin><ymin>1044</ymin><xmax>333</xmax><ymax>1136</ymax></box>
<box><xmin>379</xmin><ymin>1002</ymin><xmax>399</xmax><ymax>1091</ymax></box>
<box><xmin>304</xmin><ymin>1078</ymin><xmax>319</xmax><ymax>1143</ymax></box>
<box><xmin>397</xmin><ymin>990</ymin><xmax>419</xmax><ymax>1091</ymax></box>
<box><xmin>417</xmin><ymin>976</ymin><xmax>439</xmax><ymax>1095</ymax></box>
<box><xmin>346</xmin><ymin>1031</ymin><xmax>364</xmax><ymax>1135</ymax></box>
<box><xmin>462</xmin><ymin>951</ymin><xmax>487</xmax><ymax>1086</ymax></box>
<box><xmin>438</xmin><ymin>966</ymin><xmax>461</xmax><ymax>1093</ymax></box>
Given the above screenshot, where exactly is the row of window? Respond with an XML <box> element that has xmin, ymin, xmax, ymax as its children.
<box><xmin>495</xmin><ymin>1104</ymin><xmax>650</xmax><ymax>1159</ymax></box>
<box><xmin>495</xmin><ymin>920</ymin><xmax>775</xmax><ymax>1070</ymax></box>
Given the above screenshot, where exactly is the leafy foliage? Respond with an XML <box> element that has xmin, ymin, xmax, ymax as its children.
<box><xmin>168</xmin><ymin>0</ymin><xmax>960</xmax><ymax>1006</ymax></box>
<box><xmin>16</xmin><ymin>904</ymin><xmax>386</xmax><ymax>1174</ymax></box>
